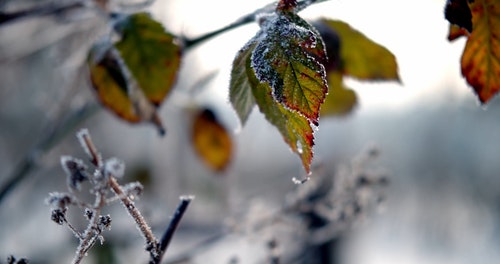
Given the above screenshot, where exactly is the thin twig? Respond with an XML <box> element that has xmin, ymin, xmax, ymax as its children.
<box><xmin>155</xmin><ymin>196</ymin><xmax>194</xmax><ymax>263</ymax></box>
<box><xmin>108</xmin><ymin>176</ymin><xmax>158</xmax><ymax>246</ymax></box>
<box><xmin>72</xmin><ymin>190</ymin><xmax>106</xmax><ymax>264</ymax></box>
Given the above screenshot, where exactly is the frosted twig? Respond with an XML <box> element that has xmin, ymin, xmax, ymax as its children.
<box><xmin>108</xmin><ymin>177</ymin><xmax>158</xmax><ymax>248</ymax></box>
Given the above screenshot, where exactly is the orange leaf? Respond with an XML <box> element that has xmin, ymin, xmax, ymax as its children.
<box><xmin>461</xmin><ymin>0</ymin><xmax>500</xmax><ymax>103</ymax></box>
<box><xmin>191</xmin><ymin>109</ymin><xmax>233</xmax><ymax>172</ymax></box>
<box><xmin>448</xmin><ymin>24</ymin><xmax>470</xmax><ymax>41</ymax></box>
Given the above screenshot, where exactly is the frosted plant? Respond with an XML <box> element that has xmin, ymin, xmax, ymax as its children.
<box><xmin>46</xmin><ymin>128</ymin><xmax>193</xmax><ymax>264</ymax></box>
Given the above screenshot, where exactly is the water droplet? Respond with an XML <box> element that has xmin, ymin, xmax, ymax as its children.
<box><xmin>296</xmin><ymin>140</ymin><xmax>303</xmax><ymax>154</ymax></box>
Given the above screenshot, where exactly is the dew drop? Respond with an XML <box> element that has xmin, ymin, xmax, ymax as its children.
<box><xmin>296</xmin><ymin>140</ymin><xmax>303</xmax><ymax>154</ymax></box>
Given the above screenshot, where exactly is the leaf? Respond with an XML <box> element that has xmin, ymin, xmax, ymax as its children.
<box><xmin>229</xmin><ymin>42</ymin><xmax>257</xmax><ymax>125</ymax></box>
<box><xmin>246</xmin><ymin>47</ymin><xmax>314</xmax><ymax>173</ymax></box>
<box><xmin>251</xmin><ymin>11</ymin><xmax>328</xmax><ymax>125</ymax></box>
<box><xmin>191</xmin><ymin>108</ymin><xmax>233</xmax><ymax>172</ymax></box>
<box><xmin>88</xmin><ymin>13</ymin><xmax>181</xmax><ymax>135</ymax></box>
<box><xmin>461</xmin><ymin>0</ymin><xmax>500</xmax><ymax>103</ymax></box>
<box><xmin>115</xmin><ymin>13</ymin><xmax>182</xmax><ymax>106</ymax></box>
<box><xmin>318</xmin><ymin>19</ymin><xmax>400</xmax><ymax>81</ymax></box>
<box><xmin>320</xmin><ymin>71</ymin><xmax>357</xmax><ymax>117</ymax></box>
<box><xmin>89</xmin><ymin>48</ymin><xmax>141</xmax><ymax>123</ymax></box>
<box><xmin>445</xmin><ymin>0</ymin><xmax>473</xmax><ymax>33</ymax></box>
<box><xmin>448</xmin><ymin>23</ymin><xmax>470</xmax><ymax>41</ymax></box>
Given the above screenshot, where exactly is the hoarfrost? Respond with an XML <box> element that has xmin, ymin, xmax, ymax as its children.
<box><xmin>104</xmin><ymin>157</ymin><xmax>125</xmax><ymax>178</ymax></box>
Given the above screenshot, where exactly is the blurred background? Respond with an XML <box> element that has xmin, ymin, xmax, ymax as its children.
<box><xmin>1</xmin><ymin>0</ymin><xmax>500</xmax><ymax>263</ymax></box>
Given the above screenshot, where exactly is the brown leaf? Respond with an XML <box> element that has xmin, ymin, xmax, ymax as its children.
<box><xmin>191</xmin><ymin>109</ymin><xmax>233</xmax><ymax>172</ymax></box>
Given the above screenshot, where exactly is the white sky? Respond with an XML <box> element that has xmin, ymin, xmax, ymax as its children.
<box><xmin>151</xmin><ymin>0</ymin><xmax>471</xmax><ymax>112</ymax></box>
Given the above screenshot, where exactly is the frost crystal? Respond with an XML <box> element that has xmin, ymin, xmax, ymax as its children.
<box><xmin>123</xmin><ymin>182</ymin><xmax>144</xmax><ymax>198</ymax></box>
<box><xmin>104</xmin><ymin>157</ymin><xmax>125</xmax><ymax>178</ymax></box>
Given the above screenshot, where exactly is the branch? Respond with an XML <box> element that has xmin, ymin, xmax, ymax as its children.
<box><xmin>0</xmin><ymin>0</ymin><xmax>85</xmax><ymax>26</ymax></box>
<box><xmin>154</xmin><ymin>196</ymin><xmax>194</xmax><ymax>264</ymax></box>
<box><xmin>109</xmin><ymin>176</ymin><xmax>158</xmax><ymax>248</ymax></box>
<box><xmin>0</xmin><ymin>103</ymin><xmax>100</xmax><ymax>204</ymax></box>
<box><xmin>182</xmin><ymin>0</ymin><xmax>330</xmax><ymax>49</ymax></box>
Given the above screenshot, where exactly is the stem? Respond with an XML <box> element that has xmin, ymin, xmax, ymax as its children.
<box><xmin>72</xmin><ymin>191</ymin><xmax>106</xmax><ymax>264</ymax></box>
<box><xmin>155</xmin><ymin>196</ymin><xmax>194</xmax><ymax>263</ymax></box>
<box><xmin>108</xmin><ymin>176</ymin><xmax>157</xmax><ymax>247</ymax></box>
<box><xmin>183</xmin><ymin>13</ymin><xmax>256</xmax><ymax>49</ymax></box>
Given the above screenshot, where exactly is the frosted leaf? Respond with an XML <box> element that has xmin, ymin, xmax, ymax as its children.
<box><xmin>60</xmin><ymin>156</ymin><xmax>89</xmax><ymax>191</ymax></box>
<box><xmin>250</xmin><ymin>10</ymin><xmax>327</xmax><ymax>124</ymax></box>
<box><xmin>104</xmin><ymin>157</ymin><xmax>125</xmax><ymax>178</ymax></box>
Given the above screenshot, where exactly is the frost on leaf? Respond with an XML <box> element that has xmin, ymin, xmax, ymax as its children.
<box><xmin>251</xmin><ymin>10</ymin><xmax>328</xmax><ymax>125</ymax></box>
<box><xmin>228</xmin><ymin>7</ymin><xmax>326</xmax><ymax>172</ymax></box>
<box><xmin>246</xmin><ymin>47</ymin><xmax>314</xmax><ymax>173</ymax></box>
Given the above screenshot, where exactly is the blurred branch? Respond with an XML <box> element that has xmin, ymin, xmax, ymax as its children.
<box><xmin>0</xmin><ymin>102</ymin><xmax>100</xmax><ymax>204</ymax></box>
<box><xmin>0</xmin><ymin>0</ymin><xmax>85</xmax><ymax>25</ymax></box>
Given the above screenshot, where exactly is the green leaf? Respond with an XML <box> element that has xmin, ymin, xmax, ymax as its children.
<box><xmin>229</xmin><ymin>42</ymin><xmax>257</xmax><ymax>125</ymax></box>
<box><xmin>88</xmin><ymin>12</ymin><xmax>182</xmax><ymax>135</ymax></box>
<box><xmin>251</xmin><ymin>11</ymin><xmax>328</xmax><ymax>125</ymax></box>
<box><xmin>320</xmin><ymin>71</ymin><xmax>357</xmax><ymax>117</ymax></box>
<box><xmin>115</xmin><ymin>12</ymin><xmax>182</xmax><ymax>106</ymax></box>
<box><xmin>246</xmin><ymin>44</ymin><xmax>314</xmax><ymax>173</ymax></box>
<box><xmin>318</xmin><ymin>19</ymin><xmax>400</xmax><ymax>81</ymax></box>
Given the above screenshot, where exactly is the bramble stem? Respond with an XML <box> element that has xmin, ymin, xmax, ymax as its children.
<box><xmin>108</xmin><ymin>177</ymin><xmax>158</xmax><ymax>246</ymax></box>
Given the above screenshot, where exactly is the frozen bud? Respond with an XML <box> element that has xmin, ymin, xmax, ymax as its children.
<box><xmin>60</xmin><ymin>156</ymin><xmax>89</xmax><ymax>190</ymax></box>
<box><xmin>104</xmin><ymin>158</ymin><xmax>125</xmax><ymax>178</ymax></box>
<box><xmin>84</xmin><ymin>208</ymin><xmax>93</xmax><ymax>220</ymax></box>
<box><xmin>98</xmin><ymin>215</ymin><xmax>112</xmax><ymax>230</ymax></box>
<box><xmin>123</xmin><ymin>182</ymin><xmax>144</xmax><ymax>198</ymax></box>
<box><xmin>46</xmin><ymin>192</ymin><xmax>74</xmax><ymax>209</ymax></box>
<box><xmin>51</xmin><ymin>208</ymin><xmax>66</xmax><ymax>225</ymax></box>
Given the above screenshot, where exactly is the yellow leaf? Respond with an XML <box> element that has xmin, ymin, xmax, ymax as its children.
<box><xmin>320</xmin><ymin>71</ymin><xmax>357</xmax><ymax>117</ymax></box>
<box><xmin>461</xmin><ymin>0</ymin><xmax>500</xmax><ymax>103</ymax></box>
<box><xmin>319</xmin><ymin>19</ymin><xmax>400</xmax><ymax>81</ymax></box>
<box><xmin>191</xmin><ymin>109</ymin><xmax>233</xmax><ymax>172</ymax></box>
